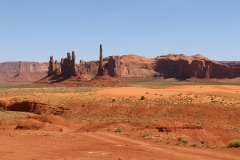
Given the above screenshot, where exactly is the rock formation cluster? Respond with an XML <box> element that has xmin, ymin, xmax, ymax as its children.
<box><xmin>48</xmin><ymin>44</ymin><xmax>109</xmax><ymax>77</ymax></box>
<box><xmin>47</xmin><ymin>45</ymin><xmax>240</xmax><ymax>79</ymax></box>
<box><xmin>49</xmin><ymin>51</ymin><xmax>77</xmax><ymax>77</ymax></box>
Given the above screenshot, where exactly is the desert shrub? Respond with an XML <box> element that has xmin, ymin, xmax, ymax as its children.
<box><xmin>177</xmin><ymin>137</ymin><xmax>188</xmax><ymax>144</ymax></box>
<box><xmin>115</xmin><ymin>128</ymin><xmax>122</xmax><ymax>133</ymax></box>
<box><xmin>125</xmin><ymin>133</ymin><xmax>131</xmax><ymax>137</ymax></box>
<box><xmin>191</xmin><ymin>144</ymin><xmax>197</xmax><ymax>147</ymax></box>
<box><xmin>140</xmin><ymin>132</ymin><xmax>152</xmax><ymax>140</ymax></box>
<box><xmin>141</xmin><ymin>96</ymin><xmax>145</xmax><ymax>100</ymax></box>
<box><xmin>112</xmin><ymin>99</ymin><xmax>116</xmax><ymax>102</ymax></box>
<box><xmin>227</xmin><ymin>139</ymin><xmax>240</xmax><ymax>148</ymax></box>
<box><xmin>178</xmin><ymin>93</ymin><xmax>182</xmax><ymax>96</ymax></box>
<box><xmin>177</xmin><ymin>137</ymin><xmax>182</xmax><ymax>141</ymax></box>
<box><xmin>0</xmin><ymin>107</ymin><xmax>6</xmax><ymax>112</ymax></box>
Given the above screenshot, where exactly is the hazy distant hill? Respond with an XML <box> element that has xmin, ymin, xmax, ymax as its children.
<box><xmin>216</xmin><ymin>61</ymin><xmax>240</xmax><ymax>66</ymax></box>
<box><xmin>0</xmin><ymin>61</ymin><xmax>48</xmax><ymax>82</ymax></box>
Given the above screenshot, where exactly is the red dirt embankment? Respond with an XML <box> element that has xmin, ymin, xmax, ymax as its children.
<box><xmin>0</xmin><ymin>85</ymin><xmax>240</xmax><ymax>159</ymax></box>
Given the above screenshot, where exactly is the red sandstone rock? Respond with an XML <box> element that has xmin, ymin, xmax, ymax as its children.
<box><xmin>60</xmin><ymin>58</ymin><xmax>65</xmax><ymax>74</ymax></box>
<box><xmin>48</xmin><ymin>56</ymin><xmax>55</xmax><ymax>76</ymax></box>
<box><xmin>59</xmin><ymin>52</ymin><xmax>77</xmax><ymax>77</ymax></box>
<box><xmin>54</xmin><ymin>60</ymin><xmax>61</xmax><ymax>74</ymax></box>
<box><xmin>0</xmin><ymin>61</ymin><xmax>48</xmax><ymax>82</ymax></box>
<box><xmin>155</xmin><ymin>54</ymin><xmax>240</xmax><ymax>79</ymax></box>
<box><xmin>71</xmin><ymin>51</ymin><xmax>77</xmax><ymax>75</ymax></box>
<box><xmin>108</xmin><ymin>56</ymin><xmax>121</xmax><ymax>77</ymax></box>
<box><xmin>0</xmin><ymin>62</ymin><xmax>47</xmax><ymax>74</ymax></box>
<box><xmin>98</xmin><ymin>44</ymin><xmax>104</xmax><ymax>76</ymax></box>
<box><xmin>44</xmin><ymin>47</ymin><xmax>240</xmax><ymax>84</ymax></box>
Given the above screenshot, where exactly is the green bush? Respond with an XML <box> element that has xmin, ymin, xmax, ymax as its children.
<box><xmin>227</xmin><ymin>139</ymin><xmax>240</xmax><ymax>148</ymax></box>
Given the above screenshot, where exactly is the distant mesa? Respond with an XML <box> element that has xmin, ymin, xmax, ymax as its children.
<box><xmin>0</xmin><ymin>61</ymin><xmax>48</xmax><ymax>82</ymax></box>
<box><xmin>2</xmin><ymin>44</ymin><xmax>240</xmax><ymax>84</ymax></box>
<box><xmin>45</xmin><ymin>44</ymin><xmax>240</xmax><ymax>84</ymax></box>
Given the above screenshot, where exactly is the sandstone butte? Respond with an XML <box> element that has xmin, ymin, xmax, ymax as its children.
<box><xmin>1</xmin><ymin>44</ymin><xmax>240</xmax><ymax>84</ymax></box>
<box><xmin>40</xmin><ymin>44</ymin><xmax>240</xmax><ymax>86</ymax></box>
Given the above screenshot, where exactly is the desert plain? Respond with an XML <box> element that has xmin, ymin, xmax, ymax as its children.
<box><xmin>0</xmin><ymin>79</ymin><xmax>240</xmax><ymax>160</ymax></box>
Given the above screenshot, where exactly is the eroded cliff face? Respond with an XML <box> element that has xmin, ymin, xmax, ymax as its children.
<box><xmin>0</xmin><ymin>62</ymin><xmax>48</xmax><ymax>74</ymax></box>
<box><xmin>108</xmin><ymin>55</ymin><xmax>158</xmax><ymax>78</ymax></box>
<box><xmin>107</xmin><ymin>54</ymin><xmax>240</xmax><ymax>79</ymax></box>
<box><xmin>48</xmin><ymin>53</ymin><xmax>240</xmax><ymax>79</ymax></box>
<box><xmin>46</xmin><ymin>45</ymin><xmax>240</xmax><ymax>80</ymax></box>
<box><xmin>0</xmin><ymin>62</ymin><xmax>48</xmax><ymax>82</ymax></box>
<box><xmin>4</xmin><ymin>48</ymin><xmax>240</xmax><ymax>84</ymax></box>
<box><xmin>155</xmin><ymin>54</ymin><xmax>240</xmax><ymax>79</ymax></box>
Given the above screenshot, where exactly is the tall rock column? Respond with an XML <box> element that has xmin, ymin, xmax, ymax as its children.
<box><xmin>48</xmin><ymin>56</ymin><xmax>55</xmax><ymax>76</ymax></box>
<box><xmin>108</xmin><ymin>56</ymin><xmax>115</xmax><ymax>77</ymax></box>
<box><xmin>71</xmin><ymin>51</ymin><xmax>76</xmax><ymax>75</ymax></box>
<box><xmin>54</xmin><ymin>60</ymin><xmax>60</xmax><ymax>74</ymax></box>
<box><xmin>98</xmin><ymin>44</ymin><xmax>104</xmax><ymax>76</ymax></box>
<box><xmin>60</xmin><ymin>58</ymin><xmax>65</xmax><ymax>74</ymax></box>
<box><xmin>66</xmin><ymin>52</ymin><xmax>72</xmax><ymax>75</ymax></box>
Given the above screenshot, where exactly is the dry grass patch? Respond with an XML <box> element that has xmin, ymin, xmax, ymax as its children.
<box><xmin>227</xmin><ymin>139</ymin><xmax>240</xmax><ymax>148</ymax></box>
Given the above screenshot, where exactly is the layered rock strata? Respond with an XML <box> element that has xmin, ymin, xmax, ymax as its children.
<box><xmin>47</xmin><ymin>46</ymin><xmax>240</xmax><ymax>79</ymax></box>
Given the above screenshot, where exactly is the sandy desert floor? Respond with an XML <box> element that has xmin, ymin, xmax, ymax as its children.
<box><xmin>0</xmin><ymin>81</ymin><xmax>239</xmax><ymax>160</ymax></box>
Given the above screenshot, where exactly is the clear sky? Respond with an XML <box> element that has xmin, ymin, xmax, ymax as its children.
<box><xmin>0</xmin><ymin>0</ymin><xmax>239</xmax><ymax>62</ymax></box>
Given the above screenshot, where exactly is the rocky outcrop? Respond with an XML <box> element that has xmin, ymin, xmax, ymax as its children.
<box><xmin>108</xmin><ymin>56</ymin><xmax>121</xmax><ymax>77</ymax></box>
<box><xmin>48</xmin><ymin>56</ymin><xmax>55</xmax><ymax>76</ymax></box>
<box><xmin>108</xmin><ymin>55</ymin><xmax>157</xmax><ymax>78</ymax></box>
<box><xmin>48</xmin><ymin>51</ymin><xmax>77</xmax><ymax>77</ymax></box>
<box><xmin>78</xmin><ymin>61</ymin><xmax>98</xmax><ymax>75</ymax></box>
<box><xmin>71</xmin><ymin>51</ymin><xmax>76</xmax><ymax>75</ymax></box>
<box><xmin>54</xmin><ymin>60</ymin><xmax>61</xmax><ymax>74</ymax></box>
<box><xmin>155</xmin><ymin>54</ymin><xmax>240</xmax><ymax>79</ymax></box>
<box><xmin>0</xmin><ymin>61</ymin><xmax>48</xmax><ymax>82</ymax></box>
<box><xmin>0</xmin><ymin>62</ymin><xmax>48</xmax><ymax>74</ymax></box>
<box><xmin>45</xmin><ymin>45</ymin><xmax>240</xmax><ymax>80</ymax></box>
<box><xmin>98</xmin><ymin>44</ymin><xmax>104</xmax><ymax>76</ymax></box>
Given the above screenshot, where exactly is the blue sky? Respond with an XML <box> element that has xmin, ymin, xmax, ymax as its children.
<box><xmin>0</xmin><ymin>0</ymin><xmax>239</xmax><ymax>62</ymax></box>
